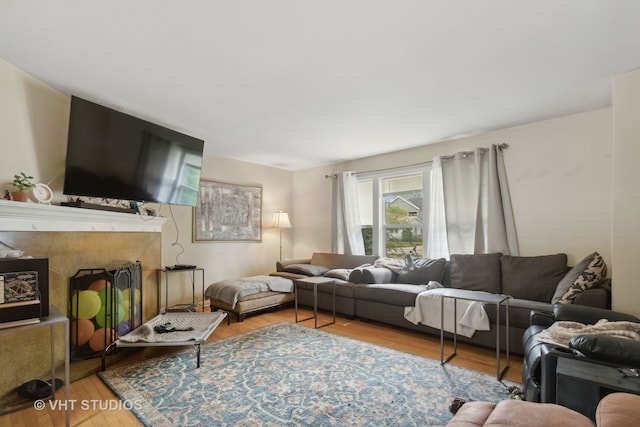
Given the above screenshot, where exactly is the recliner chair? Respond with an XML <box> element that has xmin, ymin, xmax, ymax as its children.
<box><xmin>522</xmin><ymin>304</ymin><xmax>640</xmax><ymax>403</ymax></box>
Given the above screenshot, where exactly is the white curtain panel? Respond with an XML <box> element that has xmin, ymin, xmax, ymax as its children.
<box><xmin>426</xmin><ymin>145</ymin><xmax>519</xmax><ymax>258</ymax></box>
<box><xmin>331</xmin><ymin>171</ymin><xmax>365</xmax><ymax>255</ymax></box>
<box><xmin>426</xmin><ymin>156</ymin><xmax>449</xmax><ymax>259</ymax></box>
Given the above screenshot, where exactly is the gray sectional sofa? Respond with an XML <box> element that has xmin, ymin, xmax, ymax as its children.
<box><xmin>271</xmin><ymin>252</ymin><xmax>611</xmax><ymax>354</ymax></box>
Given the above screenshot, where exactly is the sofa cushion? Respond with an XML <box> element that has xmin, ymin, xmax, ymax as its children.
<box><xmin>478</xmin><ymin>400</ymin><xmax>593</xmax><ymax>427</ymax></box>
<box><xmin>283</xmin><ymin>263</ymin><xmax>329</xmax><ymax>276</ymax></box>
<box><xmin>449</xmin><ymin>253</ymin><xmax>502</xmax><ymax>293</ymax></box>
<box><xmin>596</xmin><ymin>393</ymin><xmax>640</xmax><ymax>427</ymax></box>
<box><xmin>396</xmin><ymin>256</ymin><xmax>446</xmax><ymax>285</ymax></box>
<box><xmin>554</xmin><ymin>252</ymin><xmax>607</xmax><ymax>305</ymax></box>
<box><xmin>501</xmin><ymin>254</ymin><xmax>568</xmax><ymax>302</ymax></box>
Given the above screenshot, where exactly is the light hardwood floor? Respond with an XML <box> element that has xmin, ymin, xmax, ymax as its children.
<box><xmin>0</xmin><ymin>307</ymin><xmax>523</xmax><ymax>426</ymax></box>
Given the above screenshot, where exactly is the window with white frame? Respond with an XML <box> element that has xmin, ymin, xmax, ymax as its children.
<box><xmin>356</xmin><ymin>166</ymin><xmax>430</xmax><ymax>258</ymax></box>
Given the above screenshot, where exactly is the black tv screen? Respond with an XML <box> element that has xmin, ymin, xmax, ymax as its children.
<box><xmin>63</xmin><ymin>96</ymin><xmax>204</xmax><ymax>207</ymax></box>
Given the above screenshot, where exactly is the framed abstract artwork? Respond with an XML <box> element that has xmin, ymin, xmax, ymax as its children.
<box><xmin>193</xmin><ymin>180</ymin><xmax>262</xmax><ymax>242</ymax></box>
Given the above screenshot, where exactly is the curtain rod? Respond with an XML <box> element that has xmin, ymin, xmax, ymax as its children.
<box><xmin>325</xmin><ymin>143</ymin><xmax>509</xmax><ymax>178</ymax></box>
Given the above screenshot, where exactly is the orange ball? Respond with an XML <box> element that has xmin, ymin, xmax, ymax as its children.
<box><xmin>88</xmin><ymin>279</ymin><xmax>111</xmax><ymax>292</ymax></box>
<box><xmin>88</xmin><ymin>328</ymin><xmax>115</xmax><ymax>352</ymax></box>
<box><xmin>71</xmin><ymin>319</ymin><xmax>95</xmax><ymax>346</ymax></box>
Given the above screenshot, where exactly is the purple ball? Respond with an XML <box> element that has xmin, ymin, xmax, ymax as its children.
<box><xmin>117</xmin><ymin>321</ymin><xmax>131</xmax><ymax>336</ymax></box>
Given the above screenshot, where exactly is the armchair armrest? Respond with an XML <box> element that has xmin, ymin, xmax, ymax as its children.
<box><xmin>539</xmin><ymin>344</ymin><xmax>584</xmax><ymax>403</ymax></box>
<box><xmin>530</xmin><ymin>309</ymin><xmax>555</xmax><ymax>327</ymax></box>
<box><xmin>553</xmin><ymin>304</ymin><xmax>640</xmax><ymax>324</ymax></box>
<box><xmin>570</xmin><ymin>335</ymin><xmax>640</xmax><ymax>367</ymax></box>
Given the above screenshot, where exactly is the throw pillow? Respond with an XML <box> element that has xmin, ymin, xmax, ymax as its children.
<box><xmin>362</xmin><ymin>267</ymin><xmax>396</xmax><ymax>284</ymax></box>
<box><xmin>551</xmin><ymin>252</ymin><xmax>599</xmax><ymax>304</ymax></box>
<box><xmin>449</xmin><ymin>253</ymin><xmax>502</xmax><ymax>293</ymax></box>
<box><xmin>283</xmin><ymin>264</ymin><xmax>330</xmax><ymax>276</ymax></box>
<box><xmin>501</xmin><ymin>254</ymin><xmax>568</xmax><ymax>302</ymax></box>
<box><xmin>556</xmin><ymin>252</ymin><xmax>607</xmax><ymax>304</ymax></box>
<box><xmin>324</xmin><ymin>269</ymin><xmax>351</xmax><ymax>281</ymax></box>
<box><xmin>396</xmin><ymin>255</ymin><xmax>446</xmax><ymax>285</ymax></box>
<box><xmin>346</xmin><ymin>263</ymin><xmax>373</xmax><ymax>284</ymax></box>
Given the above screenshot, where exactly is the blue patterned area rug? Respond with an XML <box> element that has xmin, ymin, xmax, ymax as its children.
<box><xmin>99</xmin><ymin>322</ymin><xmax>518</xmax><ymax>426</ymax></box>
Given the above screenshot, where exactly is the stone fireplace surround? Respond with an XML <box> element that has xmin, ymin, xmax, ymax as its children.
<box><xmin>0</xmin><ymin>200</ymin><xmax>165</xmax><ymax>397</ymax></box>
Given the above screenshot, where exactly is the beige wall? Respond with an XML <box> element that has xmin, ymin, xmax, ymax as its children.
<box><xmin>160</xmin><ymin>156</ymin><xmax>293</xmax><ymax>303</ymax></box>
<box><xmin>612</xmin><ymin>69</ymin><xmax>640</xmax><ymax>318</ymax></box>
<box><xmin>0</xmin><ymin>58</ymin><xmax>70</xmax><ymax>200</ymax></box>
<box><xmin>294</xmin><ymin>108</ymin><xmax>613</xmax><ymax>266</ymax></box>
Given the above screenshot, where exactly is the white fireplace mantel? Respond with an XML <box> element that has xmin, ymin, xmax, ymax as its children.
<box><xmin>0</xmin><ymin>200</ymin><xmax>167</xmax><ymax>232</ymax></box>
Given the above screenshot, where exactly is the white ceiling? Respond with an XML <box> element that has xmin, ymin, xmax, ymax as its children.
<box><xmin>2</xmin><ymin>1</ymin><xmax>640</xmax><ymax>171</ymax></box>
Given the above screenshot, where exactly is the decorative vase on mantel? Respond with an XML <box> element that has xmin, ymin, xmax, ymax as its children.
<box><xmin>11</xmin><ymin>191</ymin><xmax>29</xmax><ymax>202</ymax></box>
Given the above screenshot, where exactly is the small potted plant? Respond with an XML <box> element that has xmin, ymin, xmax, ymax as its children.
<box><xmin>11</xmin><ymin>172</ymin><xmax>35</xmax><ymax>202</ymax></box>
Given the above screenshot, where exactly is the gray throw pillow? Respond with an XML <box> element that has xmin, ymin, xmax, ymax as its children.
<box><xmin>348</xmin><ymin>268</ymin><xmax>363</xmax><ymax>283</ymax></box>
<box><xmin>362</xmin><ymin>267</ymin><xmax>396</xmax><ymax>284</ymax></box>
<box><xmin>324</xmin><ymin>269</ymin><xmax>351</xmax><ymax>281</ymax></box>
<box><xmin>346</xmin><ymin>264</ymin><xmax>373</xmax><ymax>284</ymax></box>
<box><xmin>283</xmin><ymin>264</ymin><xmax>330</xmax><ymax>276</ymax></box>
<box><xmin>501</xmin><ymin>254</ymin><xmax>568</xmax><ymax>302</ymax></box>
<box><xmin>449</xmin><ymin>253</ymin><xmax>502</xmax><ymax>293</ymax></box>
<box><xmin>555</xmin><ymin>252</ymin><xmax>607</xmax><ymax>304</ymax></box>
<box><xmin>396</xmin><ymin>255</ymin><xmax>446</xmax><ymax>285</ymax></box>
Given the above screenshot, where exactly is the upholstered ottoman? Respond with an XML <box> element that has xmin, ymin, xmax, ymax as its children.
<box><xmin>447</xmin><ymin>393</ymin><xmax>640</xmax><ymax>427</ymax></box>
<box><xmin>446</xmin><ymin>399</ymin><xmax>594</xmax><ymax>427</ymax></box>
<box><xmin>205</xmin><ymin>276</ymin><xmax>294</xmax><ymax>323</ymax></box>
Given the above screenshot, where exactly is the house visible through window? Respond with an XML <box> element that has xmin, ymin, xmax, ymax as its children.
<box><xmin>356</xmin><ymin>166</ymin><xmax>430</xmax><ymax>258</ymax></box>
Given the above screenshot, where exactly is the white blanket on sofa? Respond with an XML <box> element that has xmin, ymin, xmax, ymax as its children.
<box><xmin>404</xmin><ymin>288</ymin><xmax>491</xmax><ymax>338</ymax></box>
<box><xmin>205</xmin><ymin>275</ymin><xmax>293</xmax><ymax>308</ymax></box>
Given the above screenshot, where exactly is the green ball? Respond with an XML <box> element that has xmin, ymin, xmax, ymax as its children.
<box><xmin>98</xmin><ymin>287</ymin><xmax>123</xmax><ymax>306</ymax></box>
<box><xmin>70</xmin><ymin>290</ymin><xmax>101</xmax><ymax>319</ymax></box>
<box><xmin>95</xmin><ymin>302</ymin><xmax>125</xmax><ymax>328</ymax></box>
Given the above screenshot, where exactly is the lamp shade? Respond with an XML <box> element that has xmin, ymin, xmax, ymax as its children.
<box><xmin>272</xmin><ymin>211</ymin><xmax>292</xmax><ymax>229</ymax></box>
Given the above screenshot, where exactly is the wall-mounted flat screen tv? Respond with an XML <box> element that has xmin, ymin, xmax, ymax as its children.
<box><xmin>63</xmin><ymin>96</ymin><xmax>204</xmax><ymax>207</ymax></box>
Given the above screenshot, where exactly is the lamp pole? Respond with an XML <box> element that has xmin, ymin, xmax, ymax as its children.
<box><xmin>272</xmin><ymin>211</ymin><xmax>292</xmax><ymax>261</ymax></box>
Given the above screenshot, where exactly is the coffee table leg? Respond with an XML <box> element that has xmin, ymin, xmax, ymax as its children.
<box><xmin>294</xmin><ymin>280</ymin><xmax>315</xmax><ymax>325</ymax></box>
<box><xmin>313</xmin><ymin>282</ymin><xmax>318</xmax><ymax>329</ymax></box>
<box><xmin>294</xmin><ymin>281</ymin><xmax>298</xmax><ymax>323</ymax></box>
<box><xmin>496</xmin><ymin>297</ymin><xmax>510</xmax><ymax>381</ymax></box>
<box><xmin>440</xmin><ymin>295</ymin><xmax>457</xmax><ymax>365</ymax></box>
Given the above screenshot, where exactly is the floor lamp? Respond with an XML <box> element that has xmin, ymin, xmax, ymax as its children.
<box><xmin>272</xmin><ymin>211</ymin><xmax>292</xmax><ymax>261</ymax></box>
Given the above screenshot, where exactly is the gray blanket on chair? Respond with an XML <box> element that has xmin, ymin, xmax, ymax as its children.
<box><xmin>205</xmin><ymin>275</ymin><xmax>293</xmax><ymax>308</ymax></box>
